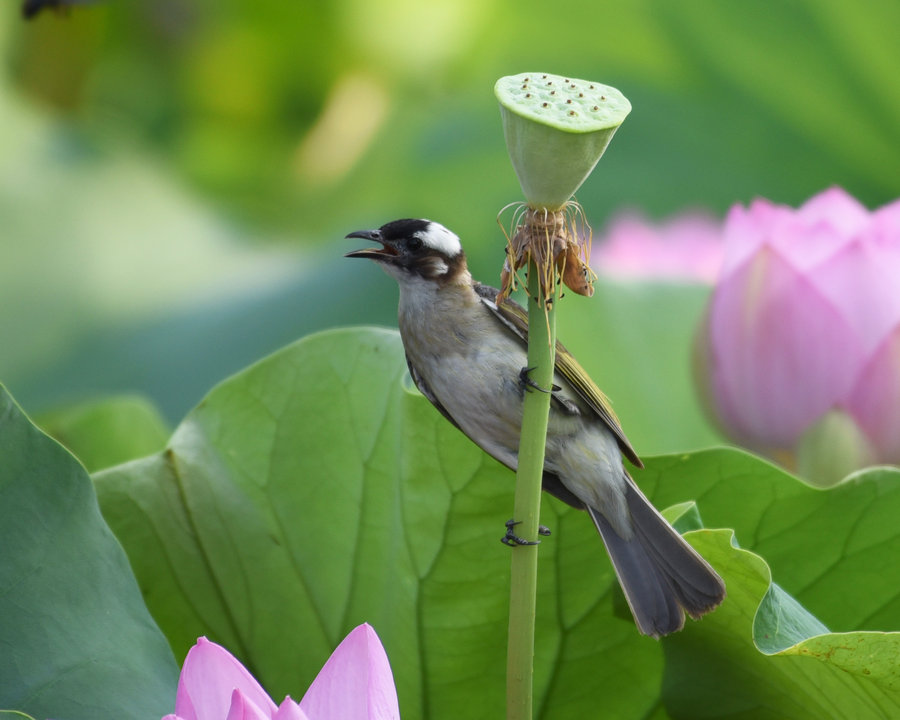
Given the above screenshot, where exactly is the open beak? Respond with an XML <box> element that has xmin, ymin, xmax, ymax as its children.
<box><xmin>345</xmin><ymin>229</ymin><xmax>400</xmax><ymax>260</ymax></box>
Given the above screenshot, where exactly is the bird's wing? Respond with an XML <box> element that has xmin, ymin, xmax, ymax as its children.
<box><xmin>405</xmin><ymin>355</ymin><xmax>463</xmax><ymax>432</ymax></box>
<box><xmin>474</xmin><ymin>282</ymin><xmax>643</xmax><ymax>469</ymax></box>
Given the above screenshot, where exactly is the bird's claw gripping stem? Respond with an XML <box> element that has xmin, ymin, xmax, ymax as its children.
<box><xmin>501</xmin><ymin>519</ymin><xmax>551</xmax><ymax>546</ymax></box>
<box><xmin>519</xmin><ymin>366</ymin><xmax>559</xmax><ymax>394</ymax></box>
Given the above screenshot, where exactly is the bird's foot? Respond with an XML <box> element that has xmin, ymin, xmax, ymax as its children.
<box><xmin>501</xmin><ymin>519</ymin><xmax>551</xmax><ymax>546</ymax></box>
<box><xmin>519</xmin><ymin>367</ymin><xmax>560</xmax><ymax>394</ymax></box>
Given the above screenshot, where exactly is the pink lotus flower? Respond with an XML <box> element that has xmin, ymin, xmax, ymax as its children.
<box><xmin>697</xmin><ymin>187</ymin><xmax>900</xmax><ymax>483</ymax></box>
<box><xmin>592</xmin><ymin>210</ymin><xmax>723</xmax><ymax>283</ymax></box>
<box><xmin>162</xmin><ymin>624</ymin><xmax>400</xmax><ymax>720</ymax></box>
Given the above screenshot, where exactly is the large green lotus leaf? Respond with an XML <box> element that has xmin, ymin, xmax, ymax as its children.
<box><xmin>662</xmin><ymin>531</ymin><xmax>900</xmax><ymax>719</ymax></box>
<box><xmin>92</xmin><ymin>327</ymin><xmax>663</xmax><ymax>718</ymax></box>
<box><xmin>36</xmin><ymin>394</ymin><xmax>170</xmax><ymax>472</ymax></box>
<box><xmin>93</xmin><ymin>327</ymin><xmax>900</xmax><ymax>719</ymax></box>
<box><xmin>545</xmin><ymin>474</ymin><xmax>900</xmax><ymax>719</ymax></box>
<box><xmin>0</xmin><ymin>386</ymin><xmax>178</xmax><ymax>720</ymax></box>
<box><xmin>637</xmin><ymin>453</ymin><xmax>900</xmax><ymax>632</ymax></box>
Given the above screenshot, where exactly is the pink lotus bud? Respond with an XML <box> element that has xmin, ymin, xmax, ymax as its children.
<box><xmin>163</xmin><ymin>624</ymin><xmax>399</xmax><ymax>720</ymax></box>
<box><xmin>697</xmin><ymin>187</ymin><xmax>900</xmax><ymax>484</ymax></box>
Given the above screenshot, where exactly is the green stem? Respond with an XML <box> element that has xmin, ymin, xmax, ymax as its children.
<box><xmin>506</xmin><ymin>261</ymin><xmax>558</xmax><ymax>720</ymax></box>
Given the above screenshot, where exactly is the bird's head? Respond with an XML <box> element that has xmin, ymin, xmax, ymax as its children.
<box><xmin>345</xmin><ymin>219</ymin><xmax>468</xmax><ymax>285</ymax></box>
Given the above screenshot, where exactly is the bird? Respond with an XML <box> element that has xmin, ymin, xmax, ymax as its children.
<box><xmin>345</xmin><ymin>217</ymin><xmax>725</xmax><ymax>637</ymax></box>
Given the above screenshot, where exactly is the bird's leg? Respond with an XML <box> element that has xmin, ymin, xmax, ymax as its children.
<box><xmin>501</xmin><ymin>519</ymin><xmax>551</xmax><ymax>546</ymax></box>
<box><xmin>519</xmin><ymin>366</ymin><xmax>560</xmax><ymax>395</ymax></box>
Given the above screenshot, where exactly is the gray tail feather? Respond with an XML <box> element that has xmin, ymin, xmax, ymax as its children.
<box><xmin>587</xmin><ymin>480</ymin><xmax>726</xmax><ymax>638</ymax></box>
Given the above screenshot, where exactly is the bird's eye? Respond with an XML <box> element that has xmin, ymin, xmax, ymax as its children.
<box><xmin>407</xmin><ymin>236</ymin><xmax>423</xmax><ymax>251</ymax></box>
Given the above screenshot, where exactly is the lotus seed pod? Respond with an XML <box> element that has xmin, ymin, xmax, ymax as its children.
<box><xmin>495</xmin><ymin>72</ymin><xmax>631</xmax><ymax>210</ymax></box>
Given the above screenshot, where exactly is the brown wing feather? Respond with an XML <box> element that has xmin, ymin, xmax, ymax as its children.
<box><xmin>474</xmin><ymin>282</ymin><xmax>643</xmax><ymax>469</ymax></box>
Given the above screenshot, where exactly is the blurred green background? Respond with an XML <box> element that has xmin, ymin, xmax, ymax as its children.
<box><xmin>2</xmin><ymin>0</ymin><xmax>898</xmax><ymax>443</ymax></box>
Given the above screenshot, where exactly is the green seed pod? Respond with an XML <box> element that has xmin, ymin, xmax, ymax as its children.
<box><xmin>495</xmin><ymin>72</ymin><xmax>631</xmax><ymax>210</ymax></box>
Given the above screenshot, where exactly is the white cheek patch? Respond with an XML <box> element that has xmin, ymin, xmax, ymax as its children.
<box><xmin>415</xmin><ymin>222</ymin><xmax>462</xmax><ymax>257</ymax></box>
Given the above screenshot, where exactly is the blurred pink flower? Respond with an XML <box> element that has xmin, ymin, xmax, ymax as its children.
<box><xmin>592</xmin><ymin>210</ymin><xmax>723</xmax><ymax>283</ymax></box>
<box><xmin>162</xmin><ymin>624</ymin><xmax>399</xmax><ymax>720</ymax></box>
<box><xmin>697</xmin><ymin>187</ymin><xmax>900</xmax><ymax>482</ymax></box>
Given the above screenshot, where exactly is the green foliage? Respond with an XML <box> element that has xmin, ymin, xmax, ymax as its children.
<box><xmin>3</xmin><ymin>327</ymin><xmax>900</xmax><ymax>717</ymax></box>
<box><xmin>7</xmin><ymin>0</ymin><xmax>899</xmax><ymax>232</ymax></box>
<box><xmin>640</xmin><ymin>455</ymin><xmax>900</xmax><ymax>632</ymax></box>
<box><xmin>36</xmin><ymin>394</ymin><xmax>170</xmax><ymax>471</ymax></box>
<box><xmin>663</xmin><ymin>533</ymin><xmax>900</xmax><ymax>720</ymax></box>
<box><xmin>79</xmin><ymin>328</ymin><xmax>900</xmax><ymax>719</ymax></box>
<box><xmin>0</xmin><ymin>387</ymin><xmax>179</xmax><ymax>720</ymax></box>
